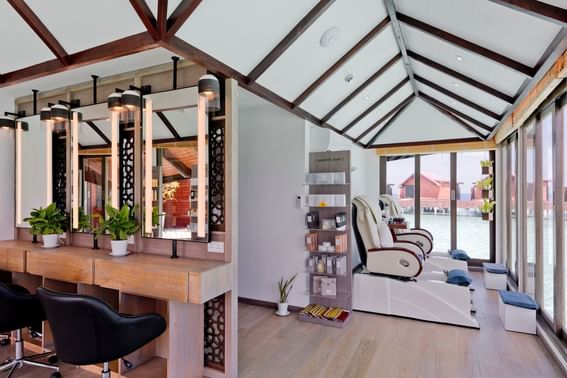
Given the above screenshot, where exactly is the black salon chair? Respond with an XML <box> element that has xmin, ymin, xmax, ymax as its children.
<box><xmin>0</xmin><ymin>282</ymin><xmax>60</xmax><ymax>377</ymax></box>
<box><xmin>37</xmin><ymin>287</ymin><xmax>167</xmax><ymax>378</ymax></box>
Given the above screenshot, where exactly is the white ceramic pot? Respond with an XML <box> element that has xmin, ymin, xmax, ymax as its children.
<box><xmin>42</xmin><ymin>234</ymin><xmax>60</xmax><ymax>249</ymax></box>
<box><xmin>277</xmin><ymin>302</ymin><xmax>289</xmax><ymax>316</ymax></box>
<box><xmin>110</xmin><ymin>240</ymin><xmax>129</xmax><ymax>256</ymax></box>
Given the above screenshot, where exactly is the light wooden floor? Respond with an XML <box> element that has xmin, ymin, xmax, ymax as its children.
<box><xmin>239</xmin><ymin>272</ymin><xmax>564</xmax><ymax>378</ymax></box>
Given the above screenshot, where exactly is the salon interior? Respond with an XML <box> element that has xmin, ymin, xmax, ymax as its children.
<box><xmin>0</xmin><ymin>1</ymin><xmax>566</xmax><ymax>377</ymax></box>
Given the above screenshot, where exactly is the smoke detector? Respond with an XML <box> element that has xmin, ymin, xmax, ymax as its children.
<box><xmin>320</xmin><ymin>27</ymin><xmax>340</xmax><ymax>48</ymax></box>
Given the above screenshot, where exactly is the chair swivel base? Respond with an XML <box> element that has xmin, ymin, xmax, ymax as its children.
<box><xmin>0</xmin><ymin>330</ymin><xmax>60</xmax><ymax>378</ymax></box>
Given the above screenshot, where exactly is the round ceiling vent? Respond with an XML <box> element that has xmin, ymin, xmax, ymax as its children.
<box><xmin>320</xmin><ymin>26</ymin><xmax>340</xmax><ymax>48</ymax></box>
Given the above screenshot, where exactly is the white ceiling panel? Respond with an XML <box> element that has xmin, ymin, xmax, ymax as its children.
<box><xmin>162</xmin><ymin>108</ymin><xmax>197</xmax><ymax>138</ymax></box>
<box><xmin>151</xmin><ymin>113</ymin><xmax>177</xmax><ymax>140</ymax></box>
<box><xmin>0</xmin><ymin>2</ymin><xmax>55</xmax><ymax>73</ymax></box>
<box><xmin>538</xmin><ymin>0</ymin><xmax>567</xmax><ymax>8</ymax></box>
<box><xmin>92</xmin><ymin>120</ymin><xmax>111</xmax><ymax>140</ymax></box>
<box><xmin>146</xmin><ymin>0</ymin><xmax>184</xmax><ymax>18</ymax></box>
<box><xmin>327</xmin><ymin>61</ymin><xmax>408</xmax><ymax>127</ymax></box>
<box><xmin>358</xmin><ymin>113</ymin><xmax>396</xmax><ymax>146</ymax></box>
<box><xmin>178</xmin><ymin>0</ymin><xmax>318</xmax><ymax>74</ymax></box>
<box><xmin>301</xmin><ymin>26</ymin><xmax>399</xmax><ymax>118</ymax></box>
<box><xmin>401</xmin><ymin>25</ymin><xmax>525</xmax><ymax>96</ymax></box>
<box><xmin>345</xmin><ymin>83</ymin><xmax>413</xmax><ymax>138</ymax></box>
<box><xmin>373</xmin><ymin>98</ymin><xmax>476</xmax><ymax>145</ymax></box>
<box><xmin>419</xmin><ymin>84</ymin><xmax>499</xmax><ymax>127</ymax></box>
<box><xmin>27</xmin><ymin>0</ymin><xmax>146</xmax><ymax>54</ymax></box>
<box><xmin>257</xmin><ymin>0</ymin><xmax>388</xmax><ymax>101</ymax></box>
<box><xmin>395</xmin><ymin>0</ymin><xmax>561</xmax><ymax>67</ymax></box>
<box><xmin>79</xmin><ymin>122</ymin><xmax>106</xmax><ymax>146</ymax></box>
<box><xmin>411</xmin><ymin>60</ymin><xmax>509</xmax><ymax>115</ymax></box>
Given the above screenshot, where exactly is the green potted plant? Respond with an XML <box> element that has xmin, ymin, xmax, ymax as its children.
<box><xmin>95</xmin><ymin>204</ymin><xmax>139</xmax><ymax>256</ymax></box>
<box><xmin>480</xmin><ymin>160</ymin><xmax>493</xmax><ymax>174</ymax></box>
<box><xmin>24</xmin><ymin>203</ymin><xmax>68</xmax><ymax>248</ymax></box>
<box><xmin>78</xmin><ymin>207</ymin><xmax>92</xmax><ymax>233</ymax></box>
<box><xmin>479</xmin><ymin>199</ymin><xmax>496</xmax><ymax>221</ymax></box>
<box><xmin>476</xmin><ymin>176</ymin><xmax>493</xmax><ymax>198</ymax></box>
<box><xmin>276</xmin><ymin>273</ymin><xmax>297</xmax><ymax>316</ymax></box>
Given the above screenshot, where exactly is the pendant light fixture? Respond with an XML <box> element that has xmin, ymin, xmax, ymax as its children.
<box><xmin>121</xmin><ymin>89</ymin><xmax>141</xmax><ymax>111</ymax></box>
<box><xmin>107</xmin><ymin>90</ymin><xmax>123</xmax><ymax>112</ymax></box>
<box><xmin>198</xmin><ymin>74</ymin><xmax>220</xmax><ymax>112</ymax></box>
<box><xmin>50</xmin><ymin>103</ymin><xmax>70</xmax><ymax>122</ymax></box>
<box><xmin>0</xmin><ymin>115</ymin><xmax>15</xmax><ymax>129</ymax></box>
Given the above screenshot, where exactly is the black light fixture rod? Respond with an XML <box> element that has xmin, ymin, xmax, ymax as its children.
<box><xmin>171</xmin><ymin>239</ymin><xmax>179</xmax><ymax>259</ymax></box>
<box><xmin>58</xmin><ymin>99</ymin><xmax>80</xmax><ymax>108</ymax></box>
<box><xmin>91</xmin><ymin>75</ymin><xmax>99</xmax><ymax>104</ymax></box>
<box><xmin>172</xmin><ymin>56</ymin><xmax>179</xmax><ymax>89</ymax></box>
<box><xmin>4</xmin><ymin>111</ymin><xmax>25</xmax><ymax>118</ymax></box>
<box><xmin>128</xmin><ymin>85</ymin><xmax>152</xmax><ymax>95</ymax></box>
<box><xmin>32</xmin><ymin>90</ymin><xmax>38</xmax><ymax>115</ymax></box>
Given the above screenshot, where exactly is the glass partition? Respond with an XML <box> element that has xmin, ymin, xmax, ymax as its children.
<box><xmin>385</xmin><ymin>157</ymin><xmax>415</xmax><ymax>228</ymax></box>
<box><xmin>525</xmin><ymin>123</ymin><xmax>536</xmax><ymax>298</ymax></box>
<box><xmin>507</xmin><ymin>137</ymin><xmax>518</xmax><ymax>278</ymax></box>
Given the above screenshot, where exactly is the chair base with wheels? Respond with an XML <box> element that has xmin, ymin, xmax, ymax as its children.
<box><xmin>0</xmin><ymin>334</ymin><xmax>9</xmax><ymax>346</ymax></box>
<box><xmin>0</xmin><ymin>329</ymin><xmax>60</xmax><ymax>378</ymax></box>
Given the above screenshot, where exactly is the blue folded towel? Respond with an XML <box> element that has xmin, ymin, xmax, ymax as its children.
<box><xmin>446</xmin><ymin>269</ymin><xmax>472</xmax><ymax>286</ymax></box>
<box><xmin>499</xmin><ymin>291</ymin><xmax>538</xmax><ymax>310</ymax></box>
<box><xmin>483</xmin><ymin>263</ymin><xmax>508</xmax><ymax>274</ymax></box>
<box><xmin>450</xmin><ymin>249</ymin><xmax>470</xmax><ymax>261</ymax></box>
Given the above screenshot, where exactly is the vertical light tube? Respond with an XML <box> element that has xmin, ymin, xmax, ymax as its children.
<box><xmin>45</xmin><ymin>120</ymin><xmax>53</xmax><ymax>205</ymax></box>
<box><xmin>197</xmin><ymin>95</ymin><xmax>207</xmax><ymax>238</ymax></box>
<box><xmin>72</xmin><ymin>112</ymin><xmax>79</xmax><ymax>229</ymax></box>
<box><xmin>15</xmin><ymin>121</ymin><xmax>22</xmax><ymax>226</ymax></box>
<box><xmin>111</xmin><ymin>111</ymin><xmax>119</xmax><ymax>209</ymax></box>
<box><xmin>144</xmin><ymin>98</ymin><xmax>153</xmax><ymax>235</ymax></box>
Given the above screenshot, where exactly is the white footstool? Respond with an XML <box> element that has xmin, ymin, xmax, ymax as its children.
<box><xmin>498</xmin><ymin>291</ymin><xmax>538</xmax><ymax>334</ymax></box>
<box><xmin>483</xmin><ymin>263</ymin><xmax>507</xmax><ymax>290</ymax></box>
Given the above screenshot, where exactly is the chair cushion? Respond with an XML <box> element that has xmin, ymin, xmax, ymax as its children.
<box><xmin>446</xmin><ymin>269</ymin><xmax>472</xmax><ymax>286</ymax></box>
<box><xmin>450</xmin><ymin>249</ymin><xmax>471</xmax><ymax>261</ymax></box>
<box><xmin>499</xmin><ymin>291</ymin><xmax>538</xmax><ymax>310</ymax></box>
<box><xmin>483</xmin><ymin>263</ymin><xmax>508</xmax><ymax>274</ymax></box>
<box><xmin>377</xmin><ymin>222</ymin><xmax>394</xmax><ymax>248</ymax></box>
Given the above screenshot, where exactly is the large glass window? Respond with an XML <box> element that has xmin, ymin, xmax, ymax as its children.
<box><xmin>456</xmin><ymin>151</ymin><xmax>490</xmax><ymax>260</ymax></box>
<box><xmin>420</xmin><ymin>154</ymin><xmax>451</xmax><ymax>253</ymax></box>
<box><xmin>507</xmin><ymin>138</ymin><xmax>518</xmax><ymax>277</ymax></box>
<box><xmin>525</xmin><ymin>124</ymin><xmax>536</xmax><ymax>299</ymax></box>
<box><xmin>386</xmin><ymin>157</ymin><xmax>415</xmax><ymax>228</ymax></box>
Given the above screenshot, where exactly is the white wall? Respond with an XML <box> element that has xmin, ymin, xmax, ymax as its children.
<box><xmin>0</xmin><ymin>94</ymin><xmax>14</xmax><ymax>240</ymax></box>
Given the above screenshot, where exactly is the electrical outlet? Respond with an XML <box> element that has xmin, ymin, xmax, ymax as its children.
<box><xmin>128</xmin><ymin>235</ymin><xmax>135</xmax><ymax>244</ymax></box>
<box><xmin>208</xmin><ymin>241</ymin><xmax>224</xmax><ymax>253</ymax></box>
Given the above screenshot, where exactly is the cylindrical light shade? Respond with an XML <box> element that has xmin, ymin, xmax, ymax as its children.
<box><xmin>121</xmin><ymin>89</ymin><xmax>140</xmax><ymax>111</ymax></box>
<box><xmin>40</xmin><ymin>107</ymin><xmax>51</xmax><ymax>121</ymax></box>
<box><xmin>71</xmin><ymin>112</ymin><xmax>79</xmax><ymax>229</ymax></box>
<box><xmin>50</xmin><ymin>104</ymin><xmax>70</xmax><ymax>122</ymax></box>
<box><xmin>107</xmin><ymin>92</ymin><xmax>123</xmax><ymax>112</ymax></box>
<box><xmin>198</xmin><ymin>74</ymin><xmax>220</xmax><ymax>112</ymax></box>
<box><xmin>144</xmin><ymin>98</ymin><xmax>153</xmax><ymax>235</ymax></box>
<box><xmin>0</xmin><ymin>116</ymin><xmax>15</xmax><ymax>129</ymax></box>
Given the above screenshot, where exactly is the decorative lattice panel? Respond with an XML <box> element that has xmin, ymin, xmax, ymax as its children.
<box><xmin>209</xmin><ymin>120</ymin><xmax>225</xmax><ymax>231</ymax></box>
<box><xmin>52</xmin><ymin>134</ymin><xmax>67</xmax><ymax>211</ymax></box>
<box><xmin>119</xmin><ymin>125</ymin><xmax>135</xmax><ymax>208</ymax></box>
<box><xmin>204</xmin><ymin>295</ymin><xmax>225</xmax><ymax>371</ymax></box>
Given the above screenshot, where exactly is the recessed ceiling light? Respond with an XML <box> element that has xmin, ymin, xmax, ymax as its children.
<box><xmin>451</xmin><ymin>100</ymin><xmax>457</xmax><ymax>105</ymax></box>
<box><xmin>456</xmin><ymin>55</ymin><xmax>463</xmax><ymax>61</ymax></box>
<box><xmin>452</xmin><ymin>82</ymin><xmax>459</xmax><ymax>87</ymax></box>
<box><xmin>344</xmin><ymin>73</ymin><xmax>354</xmax><ymax>84</ymax></box>
<box><xmin>320</xmin><ymin>26</ymin><xmax>340</xmax><ymax>48</ymax></box>
<box><xmin>363</xmin><ymin>95</ymin><xmax>369</xmax><ymax>101</ymax></box>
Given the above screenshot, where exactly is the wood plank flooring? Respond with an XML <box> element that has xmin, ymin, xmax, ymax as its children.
<box><xmin>239</xmin><ymin>273</ymin><xmax>564</xmax><ymax>378</ymax></box>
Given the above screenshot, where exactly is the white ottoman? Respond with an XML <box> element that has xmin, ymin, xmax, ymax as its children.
<box><xmin>483</xmin><ymin>263</ymin><xmax>507</xmax><ymax>290</ymax></box>
<box><xmin>498</xmin><ymin>291</ymin><xmax>538</xmax><ymax>334</ymax></box>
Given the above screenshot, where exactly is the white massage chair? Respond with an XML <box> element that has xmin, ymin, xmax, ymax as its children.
<box><xmin>352</xmin><ymin>196</ymin><xmax>478</xmax><ymax>328</ymax></box>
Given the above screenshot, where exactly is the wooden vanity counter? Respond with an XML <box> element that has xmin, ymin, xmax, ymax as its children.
<box><xmin>0</xmin><ymin>240</ymin><xmax>27</xmax><ymax>273</ymax></box>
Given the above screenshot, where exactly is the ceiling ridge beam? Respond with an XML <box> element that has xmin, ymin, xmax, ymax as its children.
<box><xmin>369</xmin><ymin>137</ymin><xmax>482</xmax><ymax>149</ymax></box>
<box><xmin>365</xmin><ymin>100</ymin><xmax>412</xmax><ymax>147</ymax></box>
<box><xmin>129</xmin><ymin>0</ymin><xmax>160</xmax><ymax>41</ymax></box>
<box><xmin>488</xmin><ymin>0</ymin><xmax>567</xmax><ymax>27</ymax></box>
<box><xmin>414</xmin><ymin>74</ymin><xmax>503</xmax><ymax>120</ymax></box>
<box><xmin>156</xmin><ymin>111</ymin><xmax>182</xmax><ymax>140</ymax></box>
<box><xmin>157</xmin><ymin>0</ymin><xmax>168</xmax><ymax>37</ymax></box>
<box><xmin>407</xmin><ymin>50</ymin><xmax>516</xmax><ymax>103</ymax></box>
<box><xmin>341</xmin><ymin>76</ymin><xmax>410</xmax><ymax>134</ymax></box>
<box><xmin>321</xmin><ymin>52</ymin><xmax>402</xmax><ymax>123</ymax></box>
<box><xmin>165</xmin><ymin>0</ymin><xmax>203</xmax><ymax>40</ymax></box>
<box><xmin>397</xmin><ymin>12</ymin><xmax>535</xmax><ymax>77</ymax></box>
<box><xmin>8</xmin><ymin>0</ymin><xmax>69</xmax><ymax>65</ymax></box>
<box><xmin>247</xmin><ymin>0</ymin><xmax>335</xmax><ymax>82</ymax></box>
<box><xmin>354</xmin><ymin>94</ymin><xmax>415</xmax><ymax>142</ymax></box>
<box><xmin>292</xmin><ymin>15</ymin><xmax>391</xmax><ymax>106</ymax></box>
<box><xmin>418</xmin><ymin>91</ymin><xmax>493</xmax><ymax>132</ymax></box>
<box><xmin>86</xmin><ymin>121</ymin><xmax>111</xmax><ymax>145</ymax></box>
<box><xmin>420</xmin><ymin>95</ymin><xmax>487</xmax><ymax>140</ymax></box>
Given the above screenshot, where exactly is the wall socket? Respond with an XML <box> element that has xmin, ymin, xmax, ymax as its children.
<box><xmin>208</xmin><ymin>241</ymin><xmax>224</xmax><ymax>253</ymax></box>
<box><xmin>128</xmin><ymin>235</ymin><xmax>135</xmax><ymax>244</ymax></box>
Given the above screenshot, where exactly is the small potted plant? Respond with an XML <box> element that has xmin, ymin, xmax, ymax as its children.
<box><xmin>276</xmin><ymin>273</ymin><xmax>297</xmax><ymax>316</ymax></box>
<box><xmin>78</xmin><ymin>207</ymin><xmax>92</xmax><ymax>233</ymax></box>
<box><xmin>480</xmin><ymin>160</ymin><xmax>493</xmax><ymax>175</ymax></box>
<box><xmin>479</xmin><ymin>199</ymin><xmax>496</xmax><ymax>221</ymax></box>
<box><xmin>477</xmin><ymin>176</ymin><xmax>493</xmax><ymax>198</ymax></box>
<box><xmin>95</xmin><ymin>204</ymin><xmax>139</xmax><ymax>256</ymax></box>
<box><xmin>24</xmin><ymin>203</ymin><xmax>68</xmax><ymax>248</ymax></box>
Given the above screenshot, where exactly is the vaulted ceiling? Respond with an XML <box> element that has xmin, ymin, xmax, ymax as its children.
<box><xmin>1</xmin><ymin>0</ymin><xmax>566</xmax><ymax>148</ymax></box>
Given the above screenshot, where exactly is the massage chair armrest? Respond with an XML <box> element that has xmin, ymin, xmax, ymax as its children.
<box><xmin>367</xmin><ymin>247</ymin><xmax>423</xmax><ymax>262</ymax></box>
<box><xmin>393</xmin><ymin>232</ymin><xmax>433</xmax><ymax>255</ymax></box>
<box><xmin>366</xmin><ymin>247</ymin><xmax>423</xmax><ymax>277</ymax></box>
<box><xmin>410</xmin><ymin>228</ymin><xmax>433</xmax><ymax>241</ymax></box>
<box><xmin>393</xmin><ymin>241</ymin><xmax>425</xmax><ymax>260</ymax></box>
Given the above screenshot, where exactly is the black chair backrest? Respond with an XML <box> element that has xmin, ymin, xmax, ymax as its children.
<box><xmin>0</xmin><ymin>283</ymin><xmax>44</xmax><ymax>333</ymax></box>
<box><xmin>352</xmin><ymin>203</ymin><xmax>368</xmax><ymax>267</ymax></box>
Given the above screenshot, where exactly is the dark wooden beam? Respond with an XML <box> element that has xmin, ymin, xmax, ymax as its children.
<box><xmin>86</xmin><ymin>121</ymin><xmax>111</xmax><ymax>145</ymax></box>
<box><xmin>156</xmin><ymin>111</ymin><xmax>182</xmax><ymax>140</ymax></box>
<box><xmin>129</xmin><ymin>0</ymin><xmax>159</xmax><ymax>41</ymax></box>
<box><xmin>421</xmin><ymin>96</ymin><xmax>486</xmax><ymax>140</ymax></box>
<box><xmin>414</xmin><ymin>74</ymin><xmax>502</xmax><ymax>120</ymax></box>
<box><xmin>321</xmin><ymin>52</ymin><xmax>402</xmax><ymax>123</ymax></box>
<box><xmin>341</xmin><ymin>76</ymin><xmax>410</xmax><ymax>134</ymax></box>
<box><xmin>8</xmin><ymin>0</ymin><xmax>69</xmax><ymax>65</ymax></box>
<box><xmin>369</xmin><ymin>137</ymin><xmax>481</xmax><ymax>149</ymax></box>
<box><xmin>163</xmin><ymin>150</ymin><xmax>191</xmax><ymax>178</ymax></box>
<box><xmin>489</xmin><ymin>0</ymin><xmax>567</xmax><ymax>27</ymax></box>
<box><xmin>0</xmin><ymin>32</ymin><xmax>158</xmax><ymax>87</ymax></box>
<box><xmin>165</xmin><ymin>0</ymin><xmax>203</xmax><ymax>40</ymax></box>
<box><xmin>157</xmin><ymin>0</ymin><xmax>168</xmax><ymax>37</ymax></box>
<box><xmin>365</xmin><ymin>100</ymin><xmax>411</xmax><ymax>147</ymax></box>
<box><xmin>407</xmin><ymin>50</ymin><xmax>516</xmax><ymax>103</ymax></box>
<box><xmin>247</xmin><ymin>0</ymin><xmax>335</xmax><ymax>81</ymax></box>
<box><xmin>354</xmin><ymin>94</ymin><xmax>414</xmax><ymax>142</ymax></box>
<box><xmin>418</xmin><ymin>91</ymin><xmax>494</xmax><ymax>132</ymax></box>
<box><xmin>397</xmin><ymin>12</ymin><xmax>535</xmax><ymax>77</ymax></box>
<box><xmin>293</xmin><ymin>16</ymin><xmax>391</xmax><ymax>106</ymax></box>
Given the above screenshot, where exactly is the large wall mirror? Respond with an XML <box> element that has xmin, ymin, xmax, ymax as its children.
<box><xmin>143</xmin><ymin>87</ymin><xmax>209</xmax><ymax>242</ymax></box>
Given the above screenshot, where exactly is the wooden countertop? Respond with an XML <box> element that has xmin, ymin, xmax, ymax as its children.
<box><xmin>0</xmin><ymin>240</ymin><xmax>232</xmax><ymax>304</ymax></box>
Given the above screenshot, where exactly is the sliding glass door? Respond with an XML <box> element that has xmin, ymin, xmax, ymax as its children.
<box><xmin>507</xmin><ymin>137</ymin><xmax>518</xmax><ymax>278</ymax></box>
<box><xmin>525</xmin><ymin>123</ymin><xmax>536</xmax><ymax>298</ymax></box>
<box><xmin>385</xmin><ymin>157</ymin><xmax>416</xmax><ymax>228</ymax></box>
